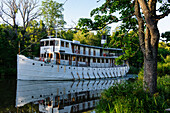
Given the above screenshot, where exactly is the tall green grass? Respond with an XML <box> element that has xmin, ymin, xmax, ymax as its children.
<box><xmin>96</xmin><ymin>76</ymin><xmax>170</xmax><ymax>113</ymax></box>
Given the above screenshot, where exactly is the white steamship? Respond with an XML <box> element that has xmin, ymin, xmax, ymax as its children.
<box><xmin>17</xmin><ymin>36</ymin><xmax>129</xmax><ymax>80</ymax></box>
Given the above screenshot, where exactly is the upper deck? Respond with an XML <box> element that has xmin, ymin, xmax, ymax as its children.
<box><xmin>40</xmin><ymin>36</ymin><xmax>123</xmax><ymax>58</ymax></box>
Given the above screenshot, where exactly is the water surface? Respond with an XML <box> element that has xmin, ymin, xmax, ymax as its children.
<box><xmin>0</xmin><ymin>75</ymin><xmax>135</xmax><ymax>112</ymax></box>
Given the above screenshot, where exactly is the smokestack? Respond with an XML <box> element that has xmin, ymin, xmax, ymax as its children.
<box><xmin>101</xmin><ymin>35</ymin><xmax>107</xmax><ymax>47</ymax></box>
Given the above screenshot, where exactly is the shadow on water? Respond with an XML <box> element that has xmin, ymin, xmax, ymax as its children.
<box><xmin>0</xmin><ymin>75</ymin><xmax>137</xmax><ymax>113</ymax></box>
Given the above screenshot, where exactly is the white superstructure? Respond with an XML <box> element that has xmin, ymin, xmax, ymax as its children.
<box><xmin>17</xmin><ymin>36</ymin><xmax>129</xmax><ymax>80</ymax></box>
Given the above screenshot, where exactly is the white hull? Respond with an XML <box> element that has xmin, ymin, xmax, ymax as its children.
<box><xmin>17</xmin><ymin>54</ymin><xmax>129</xmax><ymax>80</ymax></box>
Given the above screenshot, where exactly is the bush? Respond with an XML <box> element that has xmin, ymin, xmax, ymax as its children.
<box><xmin>96</xmin><ymin>76</ymin><xmax>170</xmax><ymax>113</ymax></box>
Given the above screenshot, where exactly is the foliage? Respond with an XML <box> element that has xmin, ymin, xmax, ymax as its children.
<box><xmin>0</xmin><ymin>24</ymin><xmax>18</xmax><ymax>76</ymax></box>
<box><xmin>41</xmin><ymin>0</ymin><xmax>65</xmax><ymax>36</ymax></box>
<box><xmin>0</xmin><ymin>20</ymin><xmax>47</xmax><ymax>77</ymax></box>
<box><xmin>128</xmin><ymin>66</ymin><xmax>140</xmax><ymax>74</ymax></box>
<box><xmin>157</xmin><ymin>56</ymin><xmax>170</xmax><ymax>77</ymax></box>
<box><xmin>108</xmin><ymin>30</ymin><xmax>143</xmax><ymax>68</ymax></box>
<box><xmin>161</xmin><ymin>31</ymin><xmax>170</xmax><ymax>42</ymax></box>
<box><xmin>158</xmin><ymin>42</ymin><xmax>170</xmax><ymax>63</ymax></box>
<box><xmin>57</xmin><ymin>30</ymin><xmax>75</xmax><ymax>41</ymax></box>
<box><xmin>96</xmin><ymin>76</ymin><xmax>170</xmax><ymax>113</ymax></box>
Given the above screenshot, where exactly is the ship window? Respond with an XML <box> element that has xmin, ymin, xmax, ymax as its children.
<box><xmin>50</xmin><ymin>40</ymin><xmax>54</xmax><ymax>46</ymax></box>
<box><xmin>45</xmin><ymin>41</ymin><xmax>49</xmax><ymax>46</ymax></box>
<box><xmin>83</xmin><ymin>58</ymin><xmax>86</xmax><ymax>62</ymax></box>
<box><xmin>80</xmin><ymin>57</ymin><xmax>83</xmax><ymax>62</ymax></box>
<box><xmin>65</xmin><ymin>55</ymin><xmax>69</xmax><ymax>60</ymax></box>
<box><xmin>102</xmin><ymin>59</ymin><xmax>104</xmax><ymax>63</ymax></box>
<box><xmin>61</xmin><ymin>41</ymin><xmax>64</xmax><ymax>47</ymax></box>
<box><xmin>61</xmin><ymin>54</ymin><xmax>64</xmax><ymax>60</ymax></box>
<box><xmin>93</xmin><ymin>58</ymin><xmax>96</xmax><ymax>63</ymax></box>
<box><xmin>55</xmin><ymin>40</ymin><xmax>59</xmax><ymax>46</ymax></box>
<box><xmin>66</xmin><ymin>42</ymin><xmax>69</xmax><ymax>47</ymax></box>
<box><xmin>106</xmin><ymin>59</ymin><xmax>108</xmax><ymax>63</ymax></box>
<box><xmin>40</xmin><ymin>41</ymin><xmax>44</xmax><ymax>46</ymax></box>
<box><xmin>97</xmin><ymin>59</ymin><xmax>100</xmax><ymax>63</ymax></box>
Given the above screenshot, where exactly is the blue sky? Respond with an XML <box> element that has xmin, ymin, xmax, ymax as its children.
<box><xmin>56</xmin><ymin>0</ymin><xmax>170</xmax><ymax>34</ymax></box>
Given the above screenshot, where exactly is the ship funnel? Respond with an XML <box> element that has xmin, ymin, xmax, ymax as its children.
<box><xmin>101</xmin><ymin>35</ymin><xmax>107</xmax><ymax>47</ymax></box>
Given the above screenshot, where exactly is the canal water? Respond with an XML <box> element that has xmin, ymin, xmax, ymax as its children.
<box><xmin>0</xmin><ymin>75</ymin><xmax>136</xmax><ymax>113</ymax></box>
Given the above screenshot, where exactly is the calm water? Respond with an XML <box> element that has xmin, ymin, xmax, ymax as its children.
<box><xmin>0</xmin><ymin>75</ymin><xmax>135</xmax><ymax>113</ymax></box>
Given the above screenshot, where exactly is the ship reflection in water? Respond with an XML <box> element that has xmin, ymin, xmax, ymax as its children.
<box><xmin>16</xmin><ymin>77</ymin><xmax>130</xmax><ymax>113</ymax></box>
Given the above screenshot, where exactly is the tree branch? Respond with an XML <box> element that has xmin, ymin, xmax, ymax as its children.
<box><xmin>135</xmin><ymin>0</ymin><xmax>145</xmax><ymax>54</ymax></box>
<box><xmin>156</xmin><ymin>9</ymin><xmax>170</xmax><ymax>20</ymax></box>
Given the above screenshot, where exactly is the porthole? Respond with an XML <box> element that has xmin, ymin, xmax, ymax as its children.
<box><xmin>40</xmin><ymin>95</ymin><xmax>42</xmax><ymax>97</ymax></box>
<box><xmin>61</xmin><ymin>66</ymin><xmax>62</xmax><ymax>68</ymax></box>
<box><xmin>32</xmin><ymin>96</ymin><xmax>34</xmax><ymax>98</ymax></box>
<box><xmin>51</xmin><ymin>65</ymin><xmax>53</xmax><ymax>68</ymax></box>
<box><xmin>51</xmin><ymin>93</ymin><xmax>53</xmax><ymax>95</ymax></box>
<box><xmin>60</xmin><ymin>92</ymin><xmax>62</xmax><ymax>94</ymax></box>
<box><xmin>41</xmin><ymin>64</ymin><xmax>43</xmax><ymax>66</ymax></box>
<box><xmin>69</xmin><ymin>67</ymin><xmax>71</xmax><ymax>69</ymax></box>
<box><xmin>74</xmin><ymin>68</ymin><xmax>75</xmax><ymax>69</ymax></box>
<box><xmin>32</xmin><ymin>63</ymin><xmax>35</xmax><ymax>65</ymax></box>
<box><xmin>82</xmin><ymin>68</ymin><xmax>84</xmax><ymax>70</ymax></box>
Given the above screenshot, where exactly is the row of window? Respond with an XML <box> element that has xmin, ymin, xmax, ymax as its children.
<box><xmin>60</xmin><ymin>54</ymin><xmax>112</xmax><ymax>63</ymax></box>
<box><xmin>40</xmin><ymin>40</ymin><xmax>59</xmax><ymax>46</ymax></box>
<box><xmin>40</xmin><ymin>40</ymin><xmax>70</xmax><ymax>48</ymax></box>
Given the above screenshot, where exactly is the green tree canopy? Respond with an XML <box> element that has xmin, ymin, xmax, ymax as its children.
<box><xmin>41</xmin><ymin>0</ymin><xmax>66</xmax><ymax>36</ymax></box>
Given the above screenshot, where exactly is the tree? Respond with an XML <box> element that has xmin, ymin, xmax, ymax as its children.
<box><xmin>161</xmin><ymin>31</ymin><xmax>170</xmax><ymax>42</ymax></box>
<box><xmin>78</xmin><ymin>0</ymin><xmax>170</xmax><ymax>94</ymax></box>
<box><xmin>0</xmin><ymin>0</ymin><xmax>42</xmax><ymax>56</ymax></box>
<box><xmin>0</xmin><ymin>0</ymin><xmax>18</xmax><ymax>29</ymax></box>
<box><xmin>109</xmin><ymin>30</ymin><xmax>143</xmax><ymax>68</ymax></box>
<box><xmin>41</xmin><ymin>0</ymin><xmax>65</xmax><ymax>36</ymax></box>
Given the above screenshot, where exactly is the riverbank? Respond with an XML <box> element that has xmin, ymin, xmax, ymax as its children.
<box><xmin>95</xmin><ymin>75</ymin><xmax>170</xmax><ymax>112</ymax></box>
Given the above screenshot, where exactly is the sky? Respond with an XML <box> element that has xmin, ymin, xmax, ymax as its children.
<box><xmin>0</xmin><ymin>0</ymin><xmax>170</xmax><ymax>35</ymax></box>
<box><xmin>56</xmin><ymin>0</ymin><xmax>170</xmax><ymax>35</ymax></box>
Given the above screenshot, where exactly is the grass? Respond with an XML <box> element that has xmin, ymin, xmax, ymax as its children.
<box><xmin>95</xmin><ymin>75</ymin><xmax>170</xmax><ymax>113</ymax></box>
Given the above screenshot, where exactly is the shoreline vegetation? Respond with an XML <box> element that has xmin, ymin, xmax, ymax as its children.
<box><xmin>95</xmin><ymin>58</ymin><xmax>170</xmax><ymax>112</ymax></box>
<box><xmin>96</xmin><ymin>74</ymin><xmax>169</xmax><ymax>113</ymax></box>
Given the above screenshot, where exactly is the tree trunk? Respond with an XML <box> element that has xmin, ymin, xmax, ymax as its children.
<box><xmin>143</xmin><ymin>55</ymin><xmax>157</xmax><ymax>94</ymax></box>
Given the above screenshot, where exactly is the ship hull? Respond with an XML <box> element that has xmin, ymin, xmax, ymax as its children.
<box><xmin>17</xmin><ymin>54</ymin><xmax>129</xmax><ymax>80</ymax></box>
